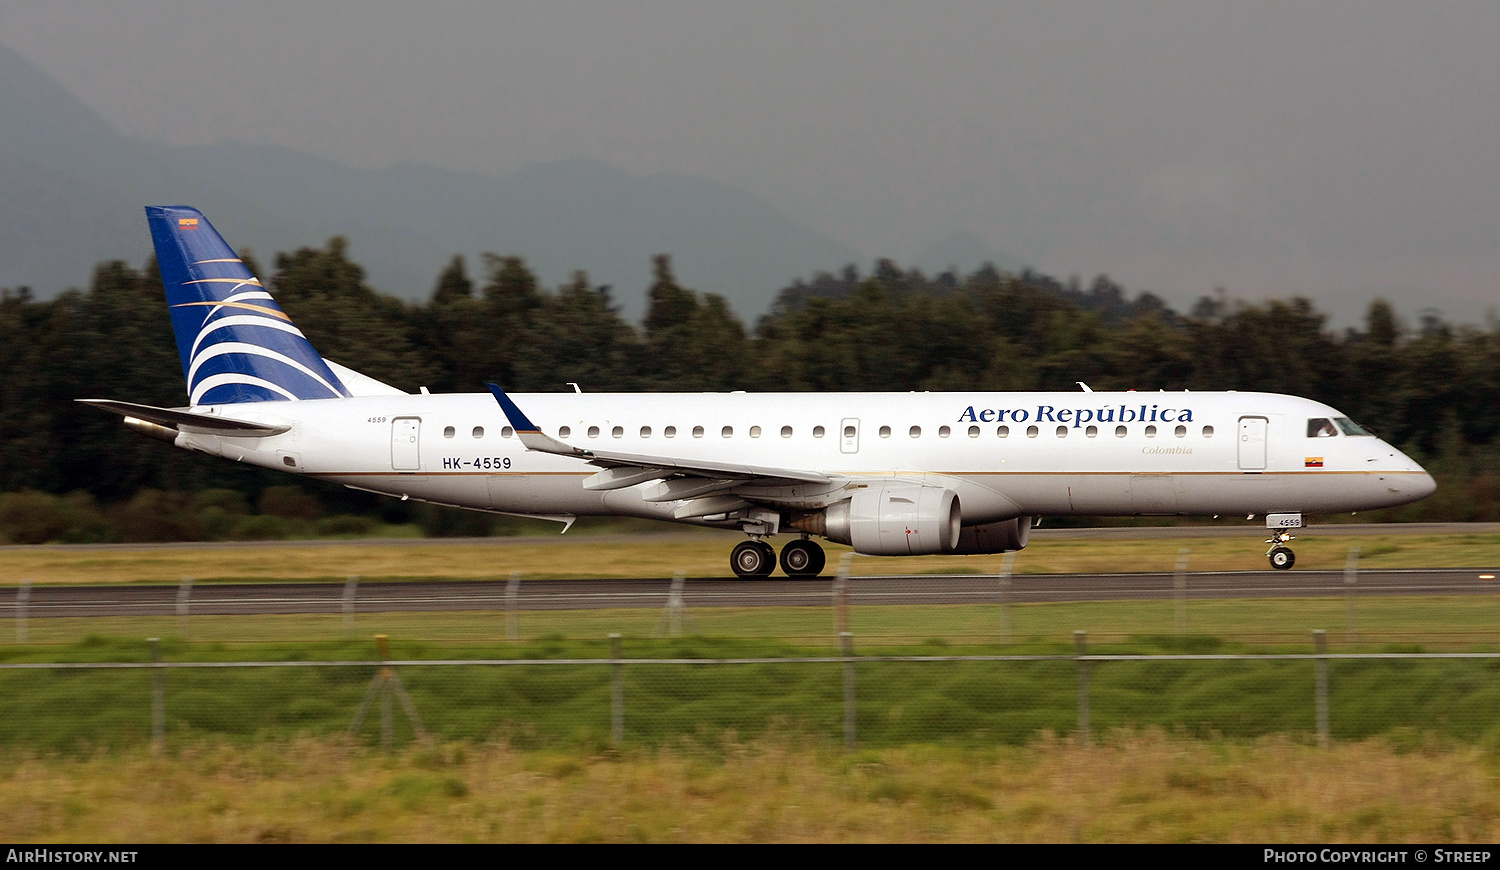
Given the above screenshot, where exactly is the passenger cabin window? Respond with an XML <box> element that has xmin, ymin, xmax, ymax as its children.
<box><xmin>640</xmin><ymin>426</ymin><xmax>651</xmax><ymax>437</ymax></box>
<box><xmin>1026</xmin><ymin>425</ymin><xmax>1038</xmax><ymax>438</ymax></box>
<box><xmin>502</xmin><ymin>426</ymin><xmax>514</xmax><ymax>438</ymax></box>
<box><xmin>939</xmin><ymin>425</ymin><xmax>951</xmax><ymax>438</ymax></box>
<box><xmin>1086</xmin><ymin>425</ymin><xmax>1098</xmax><ymax>438</ymax></box>
<box><xmin>750</xmin><ymin>426</ymin><xmax>761</xmax><ymax>438</ymax></box>
<box><xmin>1145</xmin><ymin>425</ymin><xmax>1157</xmax><ymax>437</ymax></box>
<box><xmin>844</xmin><ymin>425</ymin><xmax>856</xmax><ymax>438</ymax></box>
<box><xmin>443</xmin><ymin>426</ymin><xmax>455</xmax><ymax>439</ymax></box>
<box><xmin>1308</xmin><ymin>418</ymin><xmax>1338</xmax><ymax>437</ymax></box>
<box><xmin>1202</xmin><ymin>425</ymin><xmax>1214</xmax><ymax>438</ymax></box>
<box><xmin>814</xmin><ymin>426</ymin><xmax>825</xmax><ymax>438</ymax></box>
<box><xmin>472</xmin><ymin>426</ymin><xmax>484</xmax><ymax>438</ymax></box>
<box><xmin>1174</xmin><ymin>425</ymin><xmax>1187</xmax><ymax>438</ymax></box>
<box><xmin>998</xmin><ymin>425</ymin><xmax>1009</xmax><ymax>438</ymax></box>
<box><xmin>879</xmin><ymin>426</ymin><xmax>891</xmax><ymax>438</ymax></box>
<box><xmin>693</xmin><ymin>426</ymin><xmax>704</xmax><ymax>438</ymax></box>
<box><xmin>664</xmin><ymin>426</ymin><xmax>676</xmax><ymax>438</ymax></box>
<box><xmin>909</xmin><ymin>426</ymin><xmax>921</xmax><ymax>438</ymax></box>
<box><xmin>968</xmin><ymin>425</ymin><xmax>980</xmax><ymax>438</ymax></box>
<box><xmin>1115</xmin><ymin>425</ymin><xmax>1127</xmax><ymax>438</ymax></box>
<box><xmin>722</xmin><ymin>426</ymin><xmax>733</xmax><ymax>438</ymax></box>
<box><xmin>1055</xmin><ymin>425</ymin><xmax>1068</xmax><ymax>438</ymax></box>
<box><xmin>781</xmin><ymin>426</ymin><xmax>792</xmax><ymax>438</ymax></box>
<box><xmin>588</xmin><ymin>426</ymin><xmax>600</xmax><ymax>438</ymax></box>
<box><xmin>612</xmin><ymin>426</ymin><xmax>623</xmax><ymax>438</ymax></box>
<box><xmin>559</xmin><ymin>426</ymin><xmax>571</xmax><ymax>438</ymax></box>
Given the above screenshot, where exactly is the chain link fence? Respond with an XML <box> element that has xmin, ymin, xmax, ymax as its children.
<box><xmin>4</xmin><ymin>636</ymin><xmax>1500</xmax><ymax>754</ymax></box>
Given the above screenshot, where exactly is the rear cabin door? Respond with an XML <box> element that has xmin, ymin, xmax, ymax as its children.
<box><xmin>391</xmin><ymin>417</ymin><xmax>421</xmax><ymax>471</ymax></box>
<box><xmin>1237</xmin><ymin>416</ymin><xmax>1267</xmax><ymax>471</ymax></box>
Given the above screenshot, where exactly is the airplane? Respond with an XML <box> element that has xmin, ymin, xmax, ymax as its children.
<box><xmin>80</xmin><ymin>206</ymin><xmax>1437</xmax><ymax>577</ymax></box>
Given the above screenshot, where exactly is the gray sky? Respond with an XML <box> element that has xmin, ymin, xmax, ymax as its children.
<box><xmin>3</xmin><ymin>1</ymin><xmax>1498</xmax><ymax>320</ymax></box>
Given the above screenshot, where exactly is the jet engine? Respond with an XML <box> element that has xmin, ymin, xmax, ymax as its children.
<box><xmin>792</xmin><ymin>485</ymin><xmax>961</xmax><ymax>556</ymax></box>
<box><xmin>950</xmin><ymin>515</ymin><xmax>1034</xmax><ymax>554</ymax></box>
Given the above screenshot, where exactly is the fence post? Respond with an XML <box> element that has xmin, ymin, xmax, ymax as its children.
<box><xmin>348</xmin><ymin>633</ymin><xmax>427</xmax><ymax>749</ymax></box>
<box><xmin>841</xmin><ymin>630</ymin><xmax>856</xmax><ymax>749</ymax></box>
<box><xmin>1314</xmin><ymin>629</ymin><xmax>1329</xmax><ymax>748</ymax></box>
<box><xmin>609</xmin><ymin>633</ymin><xmax>624</xmax><ymax>745</ymax></box>
<box><xmin>655</xmin><ymin>571</ymin><xmax>694</xmax><ymax>637</ymax></box>
<box><xmin>149</xmin><ymin>637</ymin><xmax>165</xmax><ymax>756</ymax></box>
<box><xmin>832</xmin><ymin>553</ymin><xmax>853</xmax><ymax>638</ymax></box>
<box><xmin>177</xmin><ymin>577</ymin><xmax>193</xmax><ymax>641</ymax></box>
<box><xmin>506</xmin><ymin>571</ymin><xmax>521</xmax><ymax>642</ymax></box>
<box><xmin>343</xmin><ymin>575</ymin><xmax>359</xmax><ymax>638</ymax></box>
<box><xmin>998</xmin><ymin>551</ymin><xmax>1015</xmax><ymax>644</ymax></box>
<box><xmin>1174</xmin><ymin>548</ymin><xmax>1190</xmax><ymax>636</ymax></box>
<box><xmin>1345</xmin><ymin>547</ymin><xmax>1361</xmax><ymax>643</ymax></box>
<box><xmin>15</xmin><ymin>578</ymin><xmax>30</xmax><ymax>645</ymax></box>
<box><xmin>1075</xmin><ymin>630</ymin><xmax>1090</xmax><ymax>747</ymax></box>
<box><xmin>378</xmin><ymin>634</ymin><xmax>394</xmax><ymax>751</ymax></box>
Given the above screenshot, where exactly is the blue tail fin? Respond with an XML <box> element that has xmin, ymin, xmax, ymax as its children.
<box><xmin>147</xmin><ymin>206</ymin><xmax>350</xmax><ymax>405</ymax></box>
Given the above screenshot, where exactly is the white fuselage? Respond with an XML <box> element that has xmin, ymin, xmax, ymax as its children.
<box><xmin>169</xmin><ymin>390</ymin><xmax>1435</xmax><ymax>528</ymax></box>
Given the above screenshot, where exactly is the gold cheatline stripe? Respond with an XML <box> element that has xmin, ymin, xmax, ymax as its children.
<box><xmin>184</xmin><ymin>278</ymin><xmax>263</xmax><ymax>286</ymax></box>
<box><xmin>191</xmin><ymin>258</ymin><xmax>244</xmax><ymax>265</ymax></box>
<box><xmin>170</xmin><ymin>301</ymin><xmax>292</xmax><ymax>321</ymax></box>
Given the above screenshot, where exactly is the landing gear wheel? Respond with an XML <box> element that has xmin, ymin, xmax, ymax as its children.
<box><xmin>1269</xmin><ymin>547</ymin><xmax>1295</xmax><ymax>570</ymax></box>
<box><xmin>779</xmin><ymin>539</ymin><xmax>827</xmax><ymax>578</ymax></box>
<box><xmin>731</xmin><ymin>540</ymin><xmax>776</xmax><ymax>578</ymax></box>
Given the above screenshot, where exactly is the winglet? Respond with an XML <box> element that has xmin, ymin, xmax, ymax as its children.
<box><xmin>486</xmin><ymin>383</ymin><xmax>589</xmax><ymax>458</ymax></box>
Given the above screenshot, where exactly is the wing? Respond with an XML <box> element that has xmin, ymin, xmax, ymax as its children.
<box><xmin>487</xmin><ymin>384</ymin><xmax>835</xmax><ymax>519</ymax></box>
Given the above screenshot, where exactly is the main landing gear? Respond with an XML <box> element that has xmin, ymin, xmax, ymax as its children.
<box><xmin>730</xmin><ymin>537</ymin><xmax>827</xmax><ymax>578</ymax></box>
<box><xmin>1266</xmin><ymin>530</ymin><xmax>1296</xmax><ymax>570</ymax></box>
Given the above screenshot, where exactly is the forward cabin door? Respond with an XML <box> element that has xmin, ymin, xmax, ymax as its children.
<box><xmin>1237</xmin><ymin>416</ymin><xmax>1267</xmax><ymax>471</ymax></box>
<box><xmin>391</xmin><ymin>417</ymin><xmax>421</xmax><ymax>471</ymax></box>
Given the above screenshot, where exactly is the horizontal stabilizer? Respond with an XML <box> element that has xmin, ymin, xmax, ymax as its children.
<box><xmin>76</xmin><ymin>399</ymin><xmax>290</xmax><ymax>436</ymax></box>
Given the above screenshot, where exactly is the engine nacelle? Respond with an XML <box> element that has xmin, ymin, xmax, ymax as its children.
<box><xmin>818</xmin><ymin>485</ymin><xmax>961</xmax><ymax>556</ymax></box>
<box><xmin>950</xmin><ymin>516</ymin><xmax>1034</xmax><ymax>554</ymax></box>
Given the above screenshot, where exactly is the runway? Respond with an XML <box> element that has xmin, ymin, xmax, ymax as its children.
<box><xmin>7</xmin><ymin>568</ymin><xmax>1499</xmax><ymax>617</ymax></box>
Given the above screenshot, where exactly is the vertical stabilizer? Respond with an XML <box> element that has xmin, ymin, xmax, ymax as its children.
<box><xmin>146</xmin><ymin>205</ymin><xmax>349</xmax><ymax>405</ymax></box>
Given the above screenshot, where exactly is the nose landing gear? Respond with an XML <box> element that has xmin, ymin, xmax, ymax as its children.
<box><xmin>1267</xmin><ymin>534</ymin><xmax>1296</xmax><ymax>570</ymax></box>
<box><xmin>1263</xmin><ymin>512</ymin><xmax>1301</xmax><ymax>570</ymax></box>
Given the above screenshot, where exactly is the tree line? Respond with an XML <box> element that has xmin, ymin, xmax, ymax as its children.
<box><xmin>1</xmin><ymin>239</ymin><xmax>1495</xmax><ymax>542</ymax></box>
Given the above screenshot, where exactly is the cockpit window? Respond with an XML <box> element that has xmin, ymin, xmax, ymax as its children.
<box><xmin>1334</xmin><ymin>417</ymin><xmax>1374</xmax><ymax>436</ymax></box>
<box><xmin>1307</xmin><ymin>418</ymin><xmax>1338</xmax><ymax>438</ymax></box>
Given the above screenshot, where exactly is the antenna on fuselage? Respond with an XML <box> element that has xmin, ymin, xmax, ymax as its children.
<box><xmin>567</xmin><ymin>383</ymin><xmax>582</xmax><ymax>393</ymax></box>
<box><xmin>1077</xmin><ymin>382</ymin><xmax>1093</xmax><ymax>392</ymax></box>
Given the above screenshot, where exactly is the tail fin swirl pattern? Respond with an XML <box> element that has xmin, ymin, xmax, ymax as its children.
<box><xmin>146</xmin><ymin>205</ymin><xmax>349</xmax><ymax>405</ymax></box>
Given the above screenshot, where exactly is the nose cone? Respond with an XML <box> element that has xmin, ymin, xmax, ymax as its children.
<box><xmin>1412</xmin><ymin>468</ymin><xmax>1438</xmax><ymax>500</ymax></box>
<box><xmin>1386</xmin><ymin>444</ymin><xmax>1437</xmax><ymax>502</ymax></box>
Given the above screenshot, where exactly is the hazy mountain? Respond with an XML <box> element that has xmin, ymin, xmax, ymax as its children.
<box><xmin>0</xmin><ymin>42</ymin><xmax>863</xmax><ymax>321</ymax></box>
<box><xmin>912</xmin><ymin>231</ymin><xmax>1028</xmax><ymax>278</ymax></box>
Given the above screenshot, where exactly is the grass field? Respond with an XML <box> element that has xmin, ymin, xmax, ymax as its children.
<box><xmin>3</xmin><ymin>528</ymin><xmax>1499</xmax><ymax>841</ymax></box>
<box><xmin>7</xmin><ymin>594</ymin><xmax>1500</xmax><ymax>649</ymax></box>
<box><xmin>3</xmin><ymin>733</ymin><xmax>1497</xmax><ymax>842</ymax></box>
<box><xmin>2</xmin><ymin>527</ymin><xmax>1497</xmax><ymax>585</ymax></box>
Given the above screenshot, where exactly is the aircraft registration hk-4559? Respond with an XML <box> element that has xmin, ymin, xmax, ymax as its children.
<box><xmin>81</xmin><ymin>207</ymin><xmax>1436</xmax><ymax>576</ymax></box>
